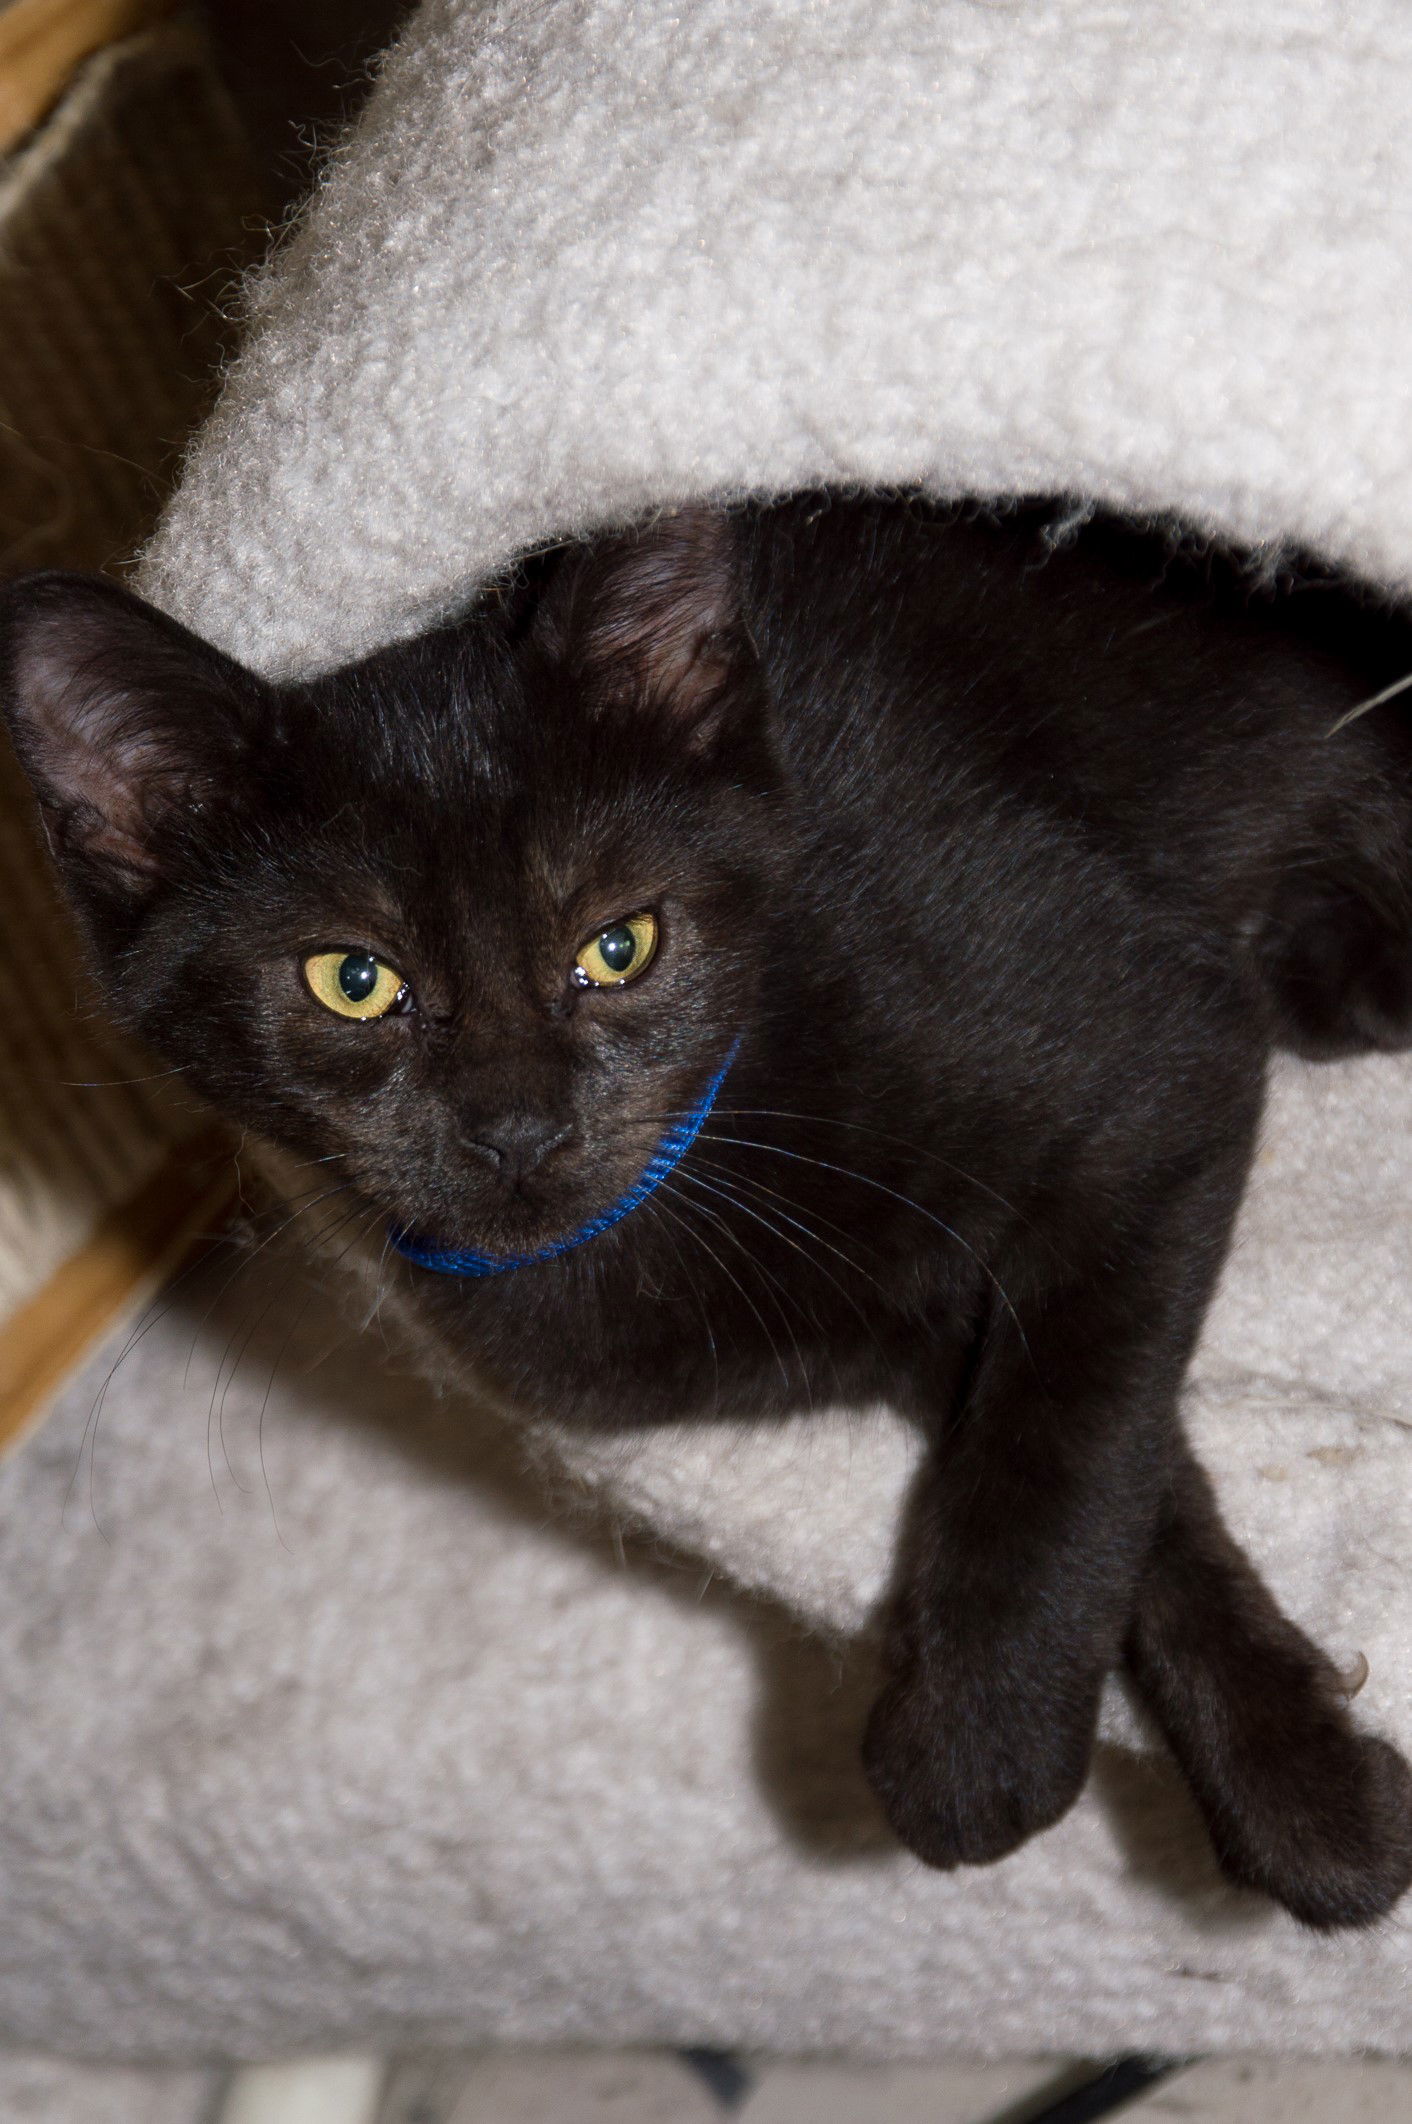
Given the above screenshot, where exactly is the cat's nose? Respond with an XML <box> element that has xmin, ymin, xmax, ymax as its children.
<box><xmin>465</xmin><ymin>1114</ymin><xmax>574</xmax><ymax>1185</ymax></box>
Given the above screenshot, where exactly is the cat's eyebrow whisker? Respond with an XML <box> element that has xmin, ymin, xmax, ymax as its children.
<box><xmin>325</xmin><ymin>1204</ymin><xmax>393</xmax><ymax>1278</ymax></box>
<box><xmin>638</xmin><ymin>1196</ymin><xmax>721</xmax><ymax>1411</ymax></box>
<box><xmin>653</xmin><ymin>1179</ymin><xmax>794</xmax><ymax>1396</ymax></box>
<box><xmin>209</xmin><ymin>1283</ymin><xmax>288</xmax><ymax>1503</ymax></box>
<box><xmin>151</xmin><ymin>1181</ymin><xmax>363</xmax><ymax>1510</ymax></box>
<box><xmin>361</xmin><ymin>1222</ymin><xmax>400</xmax><ymax>1347</ymax></box>
<box><xmin>708</xmin><ymin>1108</ymin><xmax>1026</xmax><ymax>1225</ymax></box>
<box><xmin>204</xmin><ymin>1195</ymin><xmax>386</xmax><ymax>1514</ymax></box>
<box><xmin>197</xmin><ymin>1188</ymin><xmax>365</xmax><ymax>1508</ymax></box>
<box><xmin>681</xmin><ymin>1160</ymin><xmax>902</xmax><ymax>1378</ymax></box>
<box><xmin>1325</xmin><ymin>666</ymin><xmax>1412</xmax><ymax>737</ymax></box>
<box><xmin>673</xmin><ymin>1167</ymin><xmax>883</xmax><ymax>1404</ymax></box>
<box><xmin>678</xmin><ymin>1161</ymin><xmax>889</xmax><ymax>1327</ymax></box>
<box><xmin>182</xmin><ymin>1179</ymin><xmax>358</xmax><ymax>1391</ymax></box>
<box><xmin>602</xmin><ymin>1110</ymin><xmax>725</xmax><ymax>1131</ymax></box>
<box><xmin>58</xmin><ymin>1064</ymin><xmax>193</xmax><ymax>1087</ymax></box>
<box><xmin>204</xmin><ymin>1180</ymin><xmax>371</xmax><ymax>1500</ymax></box>
<box><xmin>662</xmin><ymin>1173</ymin><xmax>814</xmax><ymax>1395</ymax></box>
<box><xmin>700</xmin><ymin>1132</ymin><xmax>1030</xmax><ymax>1355</ymax></box>
<box><xmin>64</xmin><ymin>1167</ymin><xmax>351</xmax><ymax>1538</ymax></box>
<box><xmin>606</xmin><ymin>1102</ymin><xmax>1026</xmax><ymax>1231</ymax></box>
<box><xmin>254</xmin><ymin>1291</ymin><xmax>312</xmax><ymax>1553</ymax></box>
<box><xmin>689</xmin><ymin>1151</ymin><xmax>892</xmax><ymax>1274</ymax></box>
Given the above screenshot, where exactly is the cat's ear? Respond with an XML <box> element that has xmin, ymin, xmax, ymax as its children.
<box><xmin>0</xmin><ymin>572</ymin><xmax>264</xmax><ymax>918</ymax></box>
<box><xmin>531</xmin><ymin>507</ymin><xmax>759</xmax><ymax>751</ymax></box>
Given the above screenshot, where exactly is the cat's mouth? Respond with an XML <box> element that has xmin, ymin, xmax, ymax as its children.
<box><xmin>389</xmin><ymin>1163</ymin><xmax>634</xmax><ymax>1276</ymax></box>
<box><xmin>381</xmin><ymin>1161</ymin><xmax>592</xmax><ymax>1261</ymax></box>
<box><xmin>391</xmin><ymin>1037</ymin><xmax>740</xmax><ymax>1279</ymax></box>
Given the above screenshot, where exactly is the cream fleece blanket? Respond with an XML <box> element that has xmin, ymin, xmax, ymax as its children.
<box><xmin>16</xmin><ymin>0</ymin><xmax>1399</xmax><ymax>2053</ymax></box>
<box><xmin>4</xmin><ymin>1233</ymin><xmax>1410</xmax><ymax>2063</ymax></box>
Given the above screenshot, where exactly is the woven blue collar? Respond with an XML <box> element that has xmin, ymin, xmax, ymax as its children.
<box><xmin>391</xmin><ymin>1036</ymin><xmax>739</xmax><ymax>1277</ymax></box>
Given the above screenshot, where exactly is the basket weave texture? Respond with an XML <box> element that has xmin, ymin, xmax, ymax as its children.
<box><xmin>0</xmin><ymin>19</ymin><xmax>261</xmax><ymax>1314</ymax></box>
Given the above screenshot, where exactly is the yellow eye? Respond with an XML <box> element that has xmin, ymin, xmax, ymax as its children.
<box><xmin>303</xmin><ymin>950</ymin><xmax>408</xmax><ymax>1021</ymax></box>
<box><xmin>574</xmin><ymin>912</ymin><xmax>658</xmax><ymax>988</ymax></box>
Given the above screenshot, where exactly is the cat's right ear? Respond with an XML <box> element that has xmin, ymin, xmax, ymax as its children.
<box><xmin>527</xmin><ymin>508</ymin><xmax>763</xmax><ymax>757</ymax></box>
<box><xmin>0</xmin><ymin>572</ymin><xmax>263</xmax><ymax>925</ymax></box>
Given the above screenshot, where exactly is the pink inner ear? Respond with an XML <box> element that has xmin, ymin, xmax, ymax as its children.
<box><xmin>48</xmin><ymin>713</ymin><xmax>183</xmax><ymax>877</ymax></box>
<box><xmin>554</xmin><ymin>507</ymin><xmax>748</xmax><ymax>735</ymax></box>
<box><xmin>4</xmin><ymin>589</ymin><xmax>242</xmax><ymax>886</ymax></box>
<box><xmin>13</xmin><ymin>612</ymin><xmax>181</xmax><ymax>877</ymax></box>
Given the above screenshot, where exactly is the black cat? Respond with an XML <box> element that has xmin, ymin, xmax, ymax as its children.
<box><xmin>5</xmin><ymin>494</ymin><xmax>1412</xmax><ymax>1927</ymax></box>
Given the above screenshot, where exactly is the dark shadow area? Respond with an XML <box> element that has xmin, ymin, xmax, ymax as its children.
<box><xmin>198</xmin><ymin>0</ymin><xmax>417</xmax><ymax>223</ymax></box>
<box><xmin>746</xmin><ymin>1618</ymin><xmax>897</xmax><ymax>1860</ymax></box>
<box><xmin>0</xmin><ymin>2</ymin><xmax>418</xmax><ymax>1315</ymax></box>
<box><xmin>118</xmin><ymin>1214</ymin><xmax>1270</xmax><ymax>1930</ymax></box>
<box><xmin>999</xmin><ymin>2056</ymin><xmax>1185</xmax><ymax>2124</ymax></box>
<box><xmin>1086</xmin><ymin>1747</ymin><xmax>1274</xmax><ymax>1938</ymax></box>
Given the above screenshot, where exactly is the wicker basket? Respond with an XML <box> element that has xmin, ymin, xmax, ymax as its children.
<box><xmin>0</xmin><ymin>11</ymin><xmax>263</xmax><ymax>1435</ymax></box>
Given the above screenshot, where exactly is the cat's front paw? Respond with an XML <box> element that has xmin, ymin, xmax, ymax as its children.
<box><xmin>1201</xmin><ymin>1707</ymin><xmax>1412</xmax><ymax>1931</ymax></box>
<box><xmin>860</xmin><ymin>1667</ymin><xmax>1095</xmax><ymax>1869</ymax></box>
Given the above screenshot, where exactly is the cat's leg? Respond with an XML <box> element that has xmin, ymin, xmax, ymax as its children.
<box><xmin>1255</xmin><ymin>716</ymin><xmax>1412</xmax><ymax>1062</ymax></box>
<box><xmin>1257</xmin><ymin>860</ymin><xmax>1412</xmax><ymax>1059</ymax></box>
<box><xmin>1124</xmin><ymin>1435</ymin><xmax>1412</xmax><ymax>1928</ymax></box>
<box><xmin>862</xmin><ymin>1126</ymin><xmax>1256</xmax><ymax>1874</ymax></box>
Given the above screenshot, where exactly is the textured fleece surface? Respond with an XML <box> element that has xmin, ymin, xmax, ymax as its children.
<box><xmin>142</xmin><ymin>0</ymin><xmax>1412</xmax><ymax>678</ymax></box>
<box><xmin>4</xmin><ymin>1235</ymin><xmax>1412</xmax><ymax>2065</ymax></box>
<box><xmin>12</xmin><ymin>0</ymin><xmax>1398</xmax><ymax>2057</ymax></box>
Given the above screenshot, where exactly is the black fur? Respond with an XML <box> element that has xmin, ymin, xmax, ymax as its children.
<box><xmin>6</xmin><ymin>494</ymin><xmax>1412</xmax><ymax>1926</ymax></box>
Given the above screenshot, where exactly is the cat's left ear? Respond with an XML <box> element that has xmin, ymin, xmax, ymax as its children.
<box><xmin>530</xmin><ymin>506</ymin><xmax>762</xmax><ymax>754</ymax></box>
<box><xmin>0</xmin><ymin>572</ymin><xmax>265</xmax><ymax>921</ymax></box>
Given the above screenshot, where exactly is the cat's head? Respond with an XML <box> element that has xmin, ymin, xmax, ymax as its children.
<box><xmin>0</xmin><ymin>509</ymin><xmax>788</xmax><ymax>1260</ymax></box>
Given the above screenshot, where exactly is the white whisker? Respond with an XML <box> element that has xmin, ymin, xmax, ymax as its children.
<box><xmin>1326</xmin><ymin>666</ymin><xmax>1412</xmax><ymax>737</ymax></box>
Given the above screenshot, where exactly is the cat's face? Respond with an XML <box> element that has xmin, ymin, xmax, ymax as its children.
<box><xmin>0</xmin><ymin>512</ymin><xmax>785</xmax><ymax>1258</ymax></box>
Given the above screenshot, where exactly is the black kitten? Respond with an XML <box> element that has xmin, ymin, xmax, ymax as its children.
<box><xmin>5</xmin><ymin>495</ymin><xmax>1412</xmax><ymax>1928</ymax></box>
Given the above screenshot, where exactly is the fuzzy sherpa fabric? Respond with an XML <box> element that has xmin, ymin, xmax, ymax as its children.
<box><xmin>6</xmin><ymin>0</ymin><xmax>1394</xmax><ymax>2054</ymax></box>
<box><xmin>142</xmin><ymin>0</ymin><xmax>1412</xmax><ymax>678</ymax></box>
<box><xmin>5</xmin><ymin>1237</ymin><xmax>1412</xmax><ymax>2064</ymax></box>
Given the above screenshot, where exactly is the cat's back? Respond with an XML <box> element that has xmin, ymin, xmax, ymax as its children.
<box><xmin>740</xmin><ymin>494</ymin><xmax>1412</xmax><ymax>959</ymax></box>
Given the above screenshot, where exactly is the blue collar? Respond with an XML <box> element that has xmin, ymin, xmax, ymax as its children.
<box><xmin>391</xmin><ymin>1036</ymin><xmax>740</xmax><ymax>1277</ymax></box>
